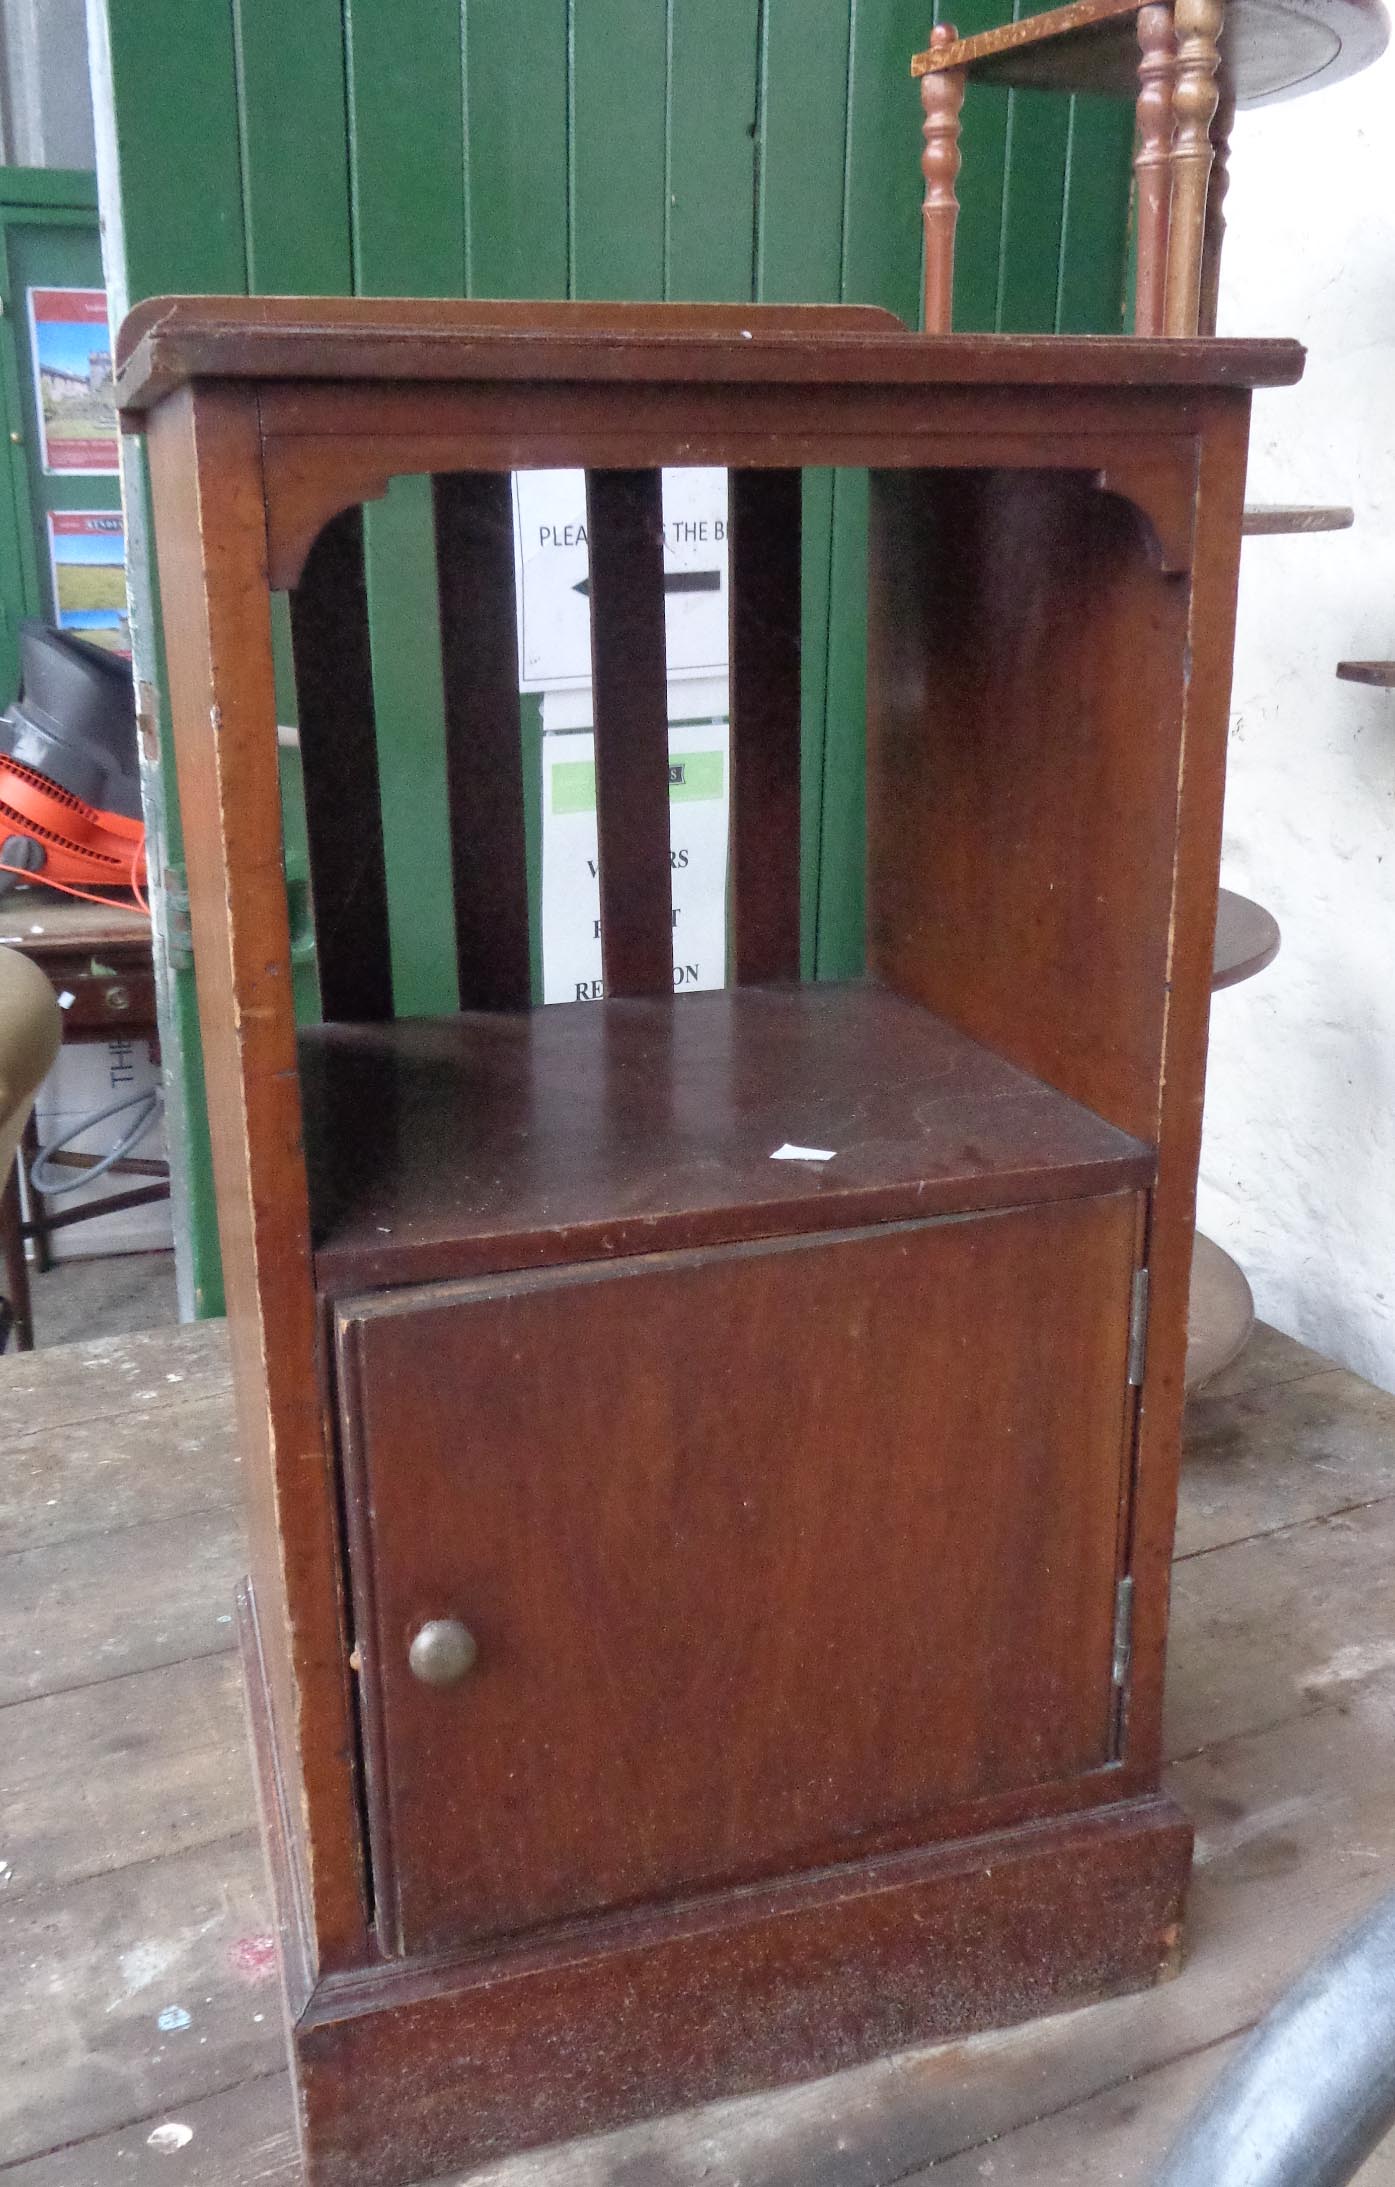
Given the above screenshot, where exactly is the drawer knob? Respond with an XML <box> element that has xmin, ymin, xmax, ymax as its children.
<box><xmin>408</xmin><ymin>1619</ymin><xmax>478</xmax><ymax>1687</ymax></box>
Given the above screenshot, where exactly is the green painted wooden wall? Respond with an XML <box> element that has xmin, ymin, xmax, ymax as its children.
<box><xmin>92</xmin><ymin>0</ymin><xmax>1133</xmax><ymax>1315</ymax></box>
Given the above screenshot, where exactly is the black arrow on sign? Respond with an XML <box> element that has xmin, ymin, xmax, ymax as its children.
<box><xmin>572</xmin><ymin>569</ymin><xmax>721</xmax><ymax>599</ymax></box>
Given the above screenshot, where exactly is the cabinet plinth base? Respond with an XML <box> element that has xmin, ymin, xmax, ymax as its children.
<box><xmin>242</xmin><ymin>1585</ymin><xmax>1191</xmax><ymax>2187</ymax></box>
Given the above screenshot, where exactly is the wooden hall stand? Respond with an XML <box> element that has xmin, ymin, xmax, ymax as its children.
<box><xmin>116</xmin><ymin>296</ymin><xmax>1301</xmax><ymax>2187</ymax></box>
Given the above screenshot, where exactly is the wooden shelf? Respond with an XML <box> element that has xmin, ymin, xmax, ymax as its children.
<box><xmin>301</xmin><ymin>982</ymin><xmax>1154</xmax><ymax>1295</ymax></box>
<box><xmin>1336</xmin><ymin>660</ymin><xmax>1395</xmax><ymax>687</ymax></box>
<box><xmin>115</xmin><ymin>295</ymin><xmax>1305</xmax><ymax>412</ymax></box>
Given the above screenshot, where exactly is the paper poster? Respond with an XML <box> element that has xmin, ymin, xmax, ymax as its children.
<box><xmin>26</xmin><ymin>287</ymin><xmax>117</xmax><ymax>474</ymax></box>
<box><xmin>540</xmin><ymin>715</ymin><xmax>730</xmax><ymax>1005</ymax></box>
<box><xmin>47</xmin><ymin>511</ymin><xmax>129</xmax><ymax>653</ymax></box>
<box><xmin>513</xmin><ymin>468</ymin><xmax>730</xmax><ymax>690</ymax></box>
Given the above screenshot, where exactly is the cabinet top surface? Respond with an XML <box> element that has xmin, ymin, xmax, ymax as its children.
<box><xmin>114</xmin><ymin>297</ymin><xmax>1304</xmax><ymax>414</ymax></box>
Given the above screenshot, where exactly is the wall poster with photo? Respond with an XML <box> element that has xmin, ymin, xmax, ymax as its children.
<box><xmin>26</xmin><ymin>286</ymin><xmax>118</xmax><ymax>475</ymax></box>
<box><xmin>47</xmin><ymin>511</ymin><xmax>129</xmax><ymax>653</ymax></box>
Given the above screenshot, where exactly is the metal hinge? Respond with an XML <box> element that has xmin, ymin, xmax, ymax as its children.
<box><xmin>1127</xmin><ymin>1266</ymin><xmax>1151</xmax><ymax>1387</ymax></box>
<box><xmin>1112</xmin><ymin>1575</ymin><xmax>1135</xmax><ymax>1689</ymax></box>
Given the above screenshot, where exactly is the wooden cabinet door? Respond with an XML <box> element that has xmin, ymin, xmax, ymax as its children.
<box><xmin>335</xmin><ymin>1193</ymin><xmax>1141</xmax><ymax>1957</ymax></box>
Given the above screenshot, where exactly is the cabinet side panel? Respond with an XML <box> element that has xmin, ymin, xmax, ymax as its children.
<box><xmin>867</xmin><ymin>407</ymin><xmax>1252</xmax><ymax>1777</ymax></box>
<box><xmin>866</xmin><ymin>459</ymin><xmax>1193</xmax><ymax>1147</ymax></box>
<box><xmin>145</xmin><ymin>385</ymin><xmax>367</xmax><ymax>1971</ymax></box>
<box><xmin>1126</xmin><ymin>397</ymin><xmax>1251</xmax><ymax>1771</ymax></box>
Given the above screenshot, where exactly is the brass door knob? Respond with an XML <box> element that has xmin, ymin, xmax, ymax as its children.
<box><xmin>408</xmin><ymin>1619</ymin><xmax>478</xmax><ymax>1687</ymax></box>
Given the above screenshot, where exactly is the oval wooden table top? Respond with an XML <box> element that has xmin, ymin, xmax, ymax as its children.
<box><xmin>1213</xmin><ymin>887</ymin><xmax>1281</xmax><ymax>992</ymax></box>
<box><xmin>913</xmin><ymin>0</ymin><xmax>1388</xmax><ymax>108</ymax></box>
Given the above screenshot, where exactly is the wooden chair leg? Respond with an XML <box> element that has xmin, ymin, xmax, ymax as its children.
<box><xmin>1197</xmin><ymin>82</ymin><xmax>1235</xmax><ymax>336</ymax></box>
<box><xmin>0</xmin><ymin>1161</ymin><xmax>34</xmax><ymax>1353</ymax></box>
<box><xmin>1164</xmin><ymin>0</ymin><xmax>1225</xmax><ymax>336</ymax></box>
<box><xmin>921</xmin><ymin>26</ymin><xmax>966</xmax><ymax>336</ymax></box>
<box><xmin>1135</xmin><ymin>2</ymin><xmax>1178</xmax><ymax>337</ymax></box>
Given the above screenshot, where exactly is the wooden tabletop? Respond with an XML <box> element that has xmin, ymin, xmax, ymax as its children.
<box><xmin>0</xmin><ymin>889</ymin><xmax>150</xmax><ymax>961</ymax></box>
<box><xmin>114</xmin><ymin>296</ymin><xmax>1305</xmax><ymax>412</ymax></box>
<box><xmin>912</xmin><ymin>0</ymin><xmax>1388</xmax><ymax>107</ymax></box>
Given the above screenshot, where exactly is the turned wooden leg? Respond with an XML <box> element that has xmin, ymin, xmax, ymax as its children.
<box><xmin>1164</xmin><ymin>0</ymin><xmax>1225</xmax><ymax>336</ymax></box>
<box><xmin>1197</xmin><ymin>81</ymin><xmax>1235</xmax><ymax>335</ymax></box>
<box><xmin>1134</xmin><ymin>2</ymin><xmax>1178</xmax><ymax>337</ymax></box>
<box><xmin>921</xmin><ymin>25</ymin><xmax>966</xmax><ymax>336</ymax></box>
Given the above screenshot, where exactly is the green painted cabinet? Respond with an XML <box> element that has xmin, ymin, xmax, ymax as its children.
<box><xmin>92</xmin><ymin>0</ymin><xmax>1133</xmax><ymax>1312</ymax></box>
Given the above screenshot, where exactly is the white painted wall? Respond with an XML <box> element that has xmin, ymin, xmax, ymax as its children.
<box><xmin>1197</xmin><ymin>42</ymin><xmax>1395</xmax><ymax>1388</ymax></box>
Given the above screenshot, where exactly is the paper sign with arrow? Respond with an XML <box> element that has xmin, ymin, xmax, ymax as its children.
<box><xmin>513</xmin><ymin>467</ymin><xmax>731</xmax><ymax>692</ymax></box>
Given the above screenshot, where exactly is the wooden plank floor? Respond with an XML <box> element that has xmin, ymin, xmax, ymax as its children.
<box><xmin>4</xmin><ymin>1318</ymin><xmax>1395</xmax><ymax>2184</ymax></box>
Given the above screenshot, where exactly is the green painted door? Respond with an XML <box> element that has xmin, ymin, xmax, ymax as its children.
<box><xmin>0</xmin><ymin>170</ymin><xmax>123</xmax><ymax>702</ymax></box>
<box><xmin>92</xmin><ymin>0</ymin><xmax>1134</xmax><ymax>1313</ymax></box>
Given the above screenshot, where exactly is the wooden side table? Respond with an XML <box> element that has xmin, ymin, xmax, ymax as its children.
<box><xmin>0</xmin><ymin>891</ymin><xmax>156</xmax><ymax>1030</ymax></box>
<box><xmin>0</xmin><ymin>890</ymin><xmax>164</xmax><ymax>1349</ymax></box>
<box><xmin>118</xmin><ymin>295</ymin><xmax>1301</xmax><ymax>2187</ymax></box>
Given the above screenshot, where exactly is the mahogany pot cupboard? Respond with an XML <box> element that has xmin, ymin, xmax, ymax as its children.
<box><xmin>115</xmin><ymin>296</ymin><xmax>1303</xmax><ymax>2187</ymax></box>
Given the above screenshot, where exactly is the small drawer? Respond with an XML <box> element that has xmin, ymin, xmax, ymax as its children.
<box><xmin>57</xmin><ymin>970</ymin><xmax>158</xmax><ymax>1030</ymax></box>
